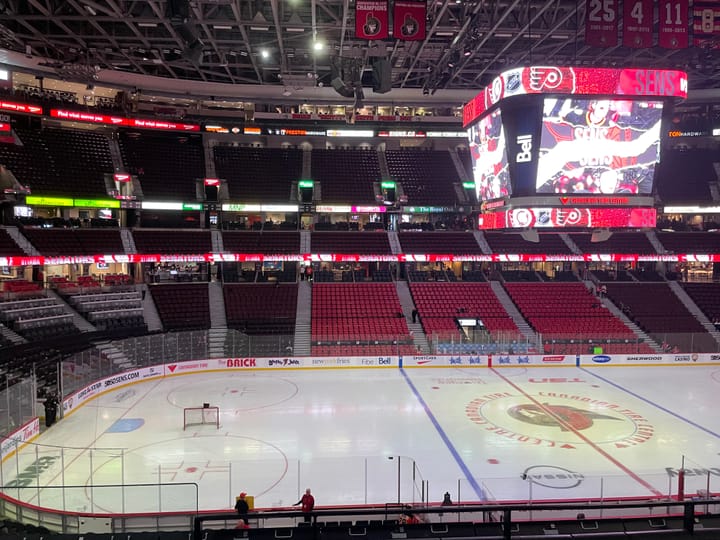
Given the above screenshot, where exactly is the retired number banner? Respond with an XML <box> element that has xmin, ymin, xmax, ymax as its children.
<box><xmin>659</xmin><ymin>0</ymin><xmax>690</xmax><ymax>49</ymax></box>
<box><xmin>393</xmin><ymin>0</ymin><xmax>426</xmax><ymax>41</ymax></box>
<box><xmin>623</xmin><ymin>0</ymin><xmax>654</xmax><ymax>48</ymax></box>
<box><xmin>693</xmin><ymin>0</ymin><xmax>720</xmax><ymax>47</ymax></box>
<box><xmin>585</xmin><ymin>0</ymin><xmax>619</xmax><ymax>47</ymax></box>
<box><xmin>355</xmin><ymin>0</ymin><xmax>388</xmax><ymax>40</ymax></box>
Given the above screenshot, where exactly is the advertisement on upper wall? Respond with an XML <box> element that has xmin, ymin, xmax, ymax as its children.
<box><xmin>536</xmin><ymin>98</ymin><xmax>664</xmax><ymax>195</ymax></box>
<box><xmin>468</xmin><ymin>108</ymin><xmax>510</xmax><ymax>201</ymax></box>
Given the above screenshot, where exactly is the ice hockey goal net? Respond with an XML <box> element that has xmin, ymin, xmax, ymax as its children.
<box><xmin>183</xmin><ymin>406</ymin><xmax>220</xmax><ymax>430</ymax></box>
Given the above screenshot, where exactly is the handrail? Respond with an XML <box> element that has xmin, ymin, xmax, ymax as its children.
<box><xmin>193</xmin><ymin>498</ymin><xmax>718</xmax><ymax>540</ymax></box>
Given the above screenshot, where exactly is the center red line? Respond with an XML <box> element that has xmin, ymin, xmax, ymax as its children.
<box><xmin>491</xmin><ymin>368</ymin><xmax>663</xmax><ymax>498</ymax></box>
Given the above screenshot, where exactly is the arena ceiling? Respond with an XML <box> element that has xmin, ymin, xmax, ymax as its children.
<box><xmin>0</xmin><ymin>0</ymin><xmax>718</xmax><ymax>104</ymax></box>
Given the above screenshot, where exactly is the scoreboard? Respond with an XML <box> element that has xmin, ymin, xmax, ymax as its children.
<box><xmin>462</xmin><ymin>66</ymin><xmax>688</xmax><ymax>230</ymax></box>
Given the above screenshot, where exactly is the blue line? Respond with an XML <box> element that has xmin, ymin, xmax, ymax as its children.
<box><xmin>580</xmin><ymin>367</ymin><xmax>720</xmax><ymax>440</ymax></box>
<box><xmin>399</xmin><ymin>368</ymin><xmax>487</xmax><ymax>501</ymax></box>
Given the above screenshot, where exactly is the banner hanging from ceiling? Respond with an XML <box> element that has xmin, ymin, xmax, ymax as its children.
<box><xmin>393</xmin><ymin>0</ymin><xmax>426</xmax><ymax>41</ymax></box>
<box><xmin>659</xmin><ymin>0</ymin><xmax>690</xmax><ymax>49</ymax></box>
<box><xmin>355</xmin><ymin>0</ymin><xmax>389</xmax><ymax>40</ymax></box>
<box><xmin>584</xmin><ymin>0</ymin><xmax>619</xmax><ymax>47</ymax></box>
<box><xmin>693</xmin><ymin>0</ymin><xmax>720</xmax><ymax>47</ymax></box>
<box><xmin>622</xmin><ymin>0</ymin><xmax>654</xmax><ymax>48</ymax></box>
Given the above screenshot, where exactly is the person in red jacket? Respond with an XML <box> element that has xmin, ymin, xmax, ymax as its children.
<box><xmin>294</xmin><ymin>488</ymin><xmax>315</xmax><ymax>523</ymax></box>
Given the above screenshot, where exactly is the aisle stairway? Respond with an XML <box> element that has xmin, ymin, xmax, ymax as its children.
<box><xmin>139</xmin><ymin>284</ymin><xmax>162</xmax><ymax>332</ymax></box>
<box><xmin>488</xmin><ymin>281</ymin><xmax>538</xmax><ymax>345</ymax></box>
<box><xmin>46</xmin><ymin>289</ymin><xmax>95</xmax><ymax>332</ymax></box>
<box><xmin>583</xmin><ymin>281</ymin><xmax>663</xmax><ymax>353</ymax></box>
<box><xmin>293</xmin><ymin>280</ymin><xmax>312</xmax><ymax>356</ymax></box>
<box><xmin>4</xmin><ymin>226</ymin><xmax>40</xmax><ymax>256</ymax></box>
<box><xmin>395</xmin><ymin>280</ymin><xmax>430</xmax><ymax>354</ymax></box>
<box><xmin>668</xmin><ymin>281</ymin><xmax>720</xmax><ymax>347</ymax></box>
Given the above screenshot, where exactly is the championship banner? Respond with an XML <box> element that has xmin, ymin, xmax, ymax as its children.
<box><xmin>623</xmin><ymin>0</ymin><xmax>654</xmax><ymax>48</ymax></box>
<box><xmin>393</xmin><ymin>0</ymin><xmax>426</xmax><ymax>41</ymax></box>
<box><xmin>584</xmin><ymin>0</ymin><xmax>619</xmax><ymax>47</ymax></box>
<box><xmin>693</xmin><ymin>0</ymin><xmax>720</xmax><ymax>47</ymax></box>
<box><xmin>659</xmin><ymin>0</ymin><xmax>690</xmax><ymax>48</ymax></box>
<box><xmin>355</xmin><ymin>0</ymin><xmax>388</xmax><ymax>40</ymax></box>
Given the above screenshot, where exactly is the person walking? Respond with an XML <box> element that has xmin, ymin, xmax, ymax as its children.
<box><xmin>294</xmin><ymin>488</ymin><xmax>315</xmax><ymax>523</ymax></box>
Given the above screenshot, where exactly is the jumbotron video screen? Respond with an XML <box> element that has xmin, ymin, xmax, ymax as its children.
<box><xmin>463</xmin><ymin>66</ymin><xmax>687</xmax><ymax>203</ymax></box>
<box><xmin>536</xmin><ymin>98</ymin><xmax>664</xmax><ymax>195</ymax></box>
<box><xmin>468</xmin><ymin>109</ymin><xmax>510</xmax><ymax>200</ymax></box>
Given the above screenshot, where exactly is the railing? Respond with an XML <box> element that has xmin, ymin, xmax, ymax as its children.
<box><xmin>3</xmin><ymin>432</ymin><xmax>719</xmax><ymax>517</ymax></box>
<box><xmin>61</xmin><ymin>330</ymin><xmax>294</xmax><ymax>397</ymax></box>
<box><xmin>0</xmin><ymin>446</ymin><xmax>426</xmax><ymax>513</ymax></box>
<box><xmin>426</xmin><ymin>331</ymin><xmax>720</xmax><ymax>355</ymax></box>
<box><xmin>429</xmin><ymin>331</ymin><xmax>540</xmax><ymax>355</ymax></box>
<box><xmin>0</xmin><ymin>378</ymin><xmax>35</xmax><ymax>437</ymax></box>
<box><xmin>194</xmin><ymin>499</ymin><xmax>720</xmax><ymax>540</ymax></box>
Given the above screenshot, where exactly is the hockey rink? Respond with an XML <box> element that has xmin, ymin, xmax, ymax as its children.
<box><xmin>3</xmin><ymin>365</ymin><xmax>720</xmax><ymax>514</ymax></box>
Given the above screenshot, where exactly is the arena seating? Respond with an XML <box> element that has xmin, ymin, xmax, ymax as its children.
<box><xmin>398</xmin><ymin>232</ymin><xmax>484</xmax><ymax>254</ymax></box>
<box><xmin>0</xmin><ymin>291</ymin><xmax>80</xmax><ymax>341</ymax></box>
<box><xmin>409</xmin><ymin>282</ymin><xmax>520</xmax><ymax>344</ymax></box>
<box><xmin>385</xmin><ymin>149</ymin><xmax>460</xmax><ymax>205</ymax></box>
<box><xmin>119</xmin><ymin>132</ymin><xmax>205</xmax><ymax>200</ymax></box>
<box><xmin>1</xmin><ymin>279</ymin><xmax>43</xmax><ymax>298</ymax></box>
<box><xmin>569</xmin><ymin>232</ymin><xmax>657</xmax><ymax>254</ymax></box>
<box><xmin>65</xmin><ymin>290</ymin><xmax>145</xmax><ymax>332</ymax></box>
<box><xmin>149</xmin><ymin>284</ymin><xmax>210</xmax><ymax>330</ymax></box>
<box><xmin>9</xmin><ymin>127</ymin><xmax>113</xmax><ymax>197</ymax></box>
<box><xmin>223</xmin><ymin>283</ymin><xmax>298</xmax><ymax>335</ymax></box>
<box><xmin>20</xmin><ymin>228</ymin><xmax>124</xmax><ymax>256</ymax></box>
<box><xmin>222</xmin><ymin>231</ymin><xmax>301</xmax><ymax>254</ymax></box>
<box><xmin>133</xmin><ymin>230</ymin><xmax>212</xmax><ymax>254</ymax></box>
<box><xmin>311</xmin><ymin>283</ymin><xmax>414</xmax><ymax>355</ymax></box>
<box><xmin>504</xmin><ymin>283</ymin><xmax>650</xmax><ymax>354</ymax></box>
<box><xmin>681</xmin><ymin>283</ymin><xmax>720</xmax><ymax>326</ymax></box>
<box><xmin>656</xmin><ymin>232</ymin><xmax>720</xmax><ymax>254</ymax></box>
<box><xmin>214</xmin><ymin>146</ymin><xmax>303</xmax><ymax>202</ymax></box>
<box><xmin>484</xmin><ymin>232</ymin><xmax>573</xmax><ymax>254</ymax></box>
<box><xmin>0</xmin><ymin>229</ymin><xmax>25</xmax><ymax>256</ymax></box>
<box><xmin>310</xmin><ymin>149</ymin><xmax>380</xmax><ymax>203</ymax></box>
<box><xmin>603</xmin><ymin>282</ymin><xmax>716</xmax><ymax>352</ymax></box>
<box><xmin>310</xmin><ymin>232</ymin><xmax>391</xmax><ymax>254</ymax></box>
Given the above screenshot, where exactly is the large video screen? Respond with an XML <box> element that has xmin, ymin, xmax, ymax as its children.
<box><xmin>468</xmin><ymin>108</ymin><xmax>510</xmax><ymax>201</ymax></box>
<box><xmin>536</xmin><ymin>98</ymin><xmax>663</xmax><ymax>195</ymax></box>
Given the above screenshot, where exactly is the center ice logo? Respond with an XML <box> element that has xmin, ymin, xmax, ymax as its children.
<box><xmin>508</xmin><ymin>404</ymin><xmax>621</xmax><ymax>431</ymax></box>
<box><xmin>466</xmin><ymin>393</ymin><xmax>655</xmax><ymax>448</ymax></box>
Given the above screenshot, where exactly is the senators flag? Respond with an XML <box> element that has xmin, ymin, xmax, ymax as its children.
<box><xmin>355</xmin><ymin>0</ymin><xmax>388</xmax><ymax>40</ymax></box>
<box><xmin>659</xmin><ymin>0</ymin><xmax>689</xmax><ymax>49</ymax></box>
<box><xmin>623</xmin><ymin>0</ymin><xmax>654</xmax><ymax>48</ymax></box>
<box><xmin>693</xmin><ymin>0</ymin><xmax>720</xmax><ymax>47</ymax></box>
<box><xmin>584</xmin><ymin>0</ymin><xmax>619</xmax><ymax>47</ymax></box>
<box><xmin>393</xmin><ymin>0</ymin><xmax>426</xmax><ymax>41</ymax></box>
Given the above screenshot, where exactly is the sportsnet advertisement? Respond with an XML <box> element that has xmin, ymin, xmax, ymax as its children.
<box><xmin>62</xmin><ymin>366</ymin><xmax>163</xmax><ymax>416</ymax></box>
